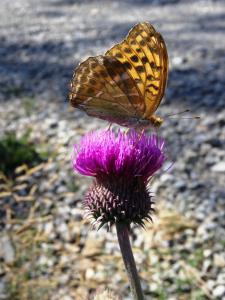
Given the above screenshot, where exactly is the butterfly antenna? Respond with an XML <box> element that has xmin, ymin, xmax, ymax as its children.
<box><xmin>166</xmin><ymin>109</ymin><xmax>200</xmax><ymax>120</ymax></box>
<box><xmin>166</xmin><ymin>109</ymin><xmax>190</xmax><ymax>117</ymax></box>
<box><xmin>169</xmin><ymin>116</ymin><xmax>200</xmax><ymax>119</ymax></box>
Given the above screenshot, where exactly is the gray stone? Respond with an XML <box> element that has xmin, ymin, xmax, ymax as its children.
<box><xmin>70</xmin><ymin>208</ymin><xmax>83</xmax><ymax>221</ymax></box>
<box><xmin>0</xmin><ymin>235</ymin><xmax>15</xmax><ymax>264</ymax></box>
<box><xmin>217</xmin><ymin>273</ymin><xmax>225</xmax><ymax>285</ymax></box>
<box><xmin>56</xmin><ymin>222</ymin><xmax>71</xmax><ymax>242</ymax></box>
<box><xmin>0</xmin><ymin>281</ymin><xmax>6</xmax><ymax>297</ymax></box>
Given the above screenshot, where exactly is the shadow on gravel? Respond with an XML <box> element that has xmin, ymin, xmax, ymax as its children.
<box><xmin>167</xmin><ymin>65</ymin><xmax>225</xmax><ymax>112</ymax></box>
<box><xmin>197</xmin><ymin>12</ymin><xmax>225</xmax><ymax>32</ymax></box>
<box><xmin>124</xmin><ymin>0</ymin><xmax>186</xmax><ymax>6</ymax></box>
<box><xmin>51</xmin><ymin>0</ymin><xmax>188</xmax><ymax>5</ymax></box>
<box><xmin>0</xmin><ymin>39</ymin><xmax>73</xmax><ymax>101</ymax></box>
<box><xmin>0</xmin><ymin>16</ymin><xmax>224</xmax><ymax>112</ymax></box>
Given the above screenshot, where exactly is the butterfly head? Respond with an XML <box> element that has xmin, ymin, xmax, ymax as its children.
<box><xmin>149</xmin><ymin>115</ymin><xmax>164</xmax><ymax>128</ymax></box>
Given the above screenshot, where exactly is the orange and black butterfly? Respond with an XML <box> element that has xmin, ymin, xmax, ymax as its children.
<box><xmin>69</xmin><ymin>22</ymin><xmax>168</xmax><ymax>128</ymax></box>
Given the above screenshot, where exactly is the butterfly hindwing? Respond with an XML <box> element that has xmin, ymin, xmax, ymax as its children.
<box><xmin>69</xmin><ymin>56</ymin><xmax>144</xmax><ymax>126</ymax></box>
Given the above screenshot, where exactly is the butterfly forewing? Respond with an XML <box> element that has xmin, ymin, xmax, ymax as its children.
<box><xmin>106</xmin><ymin>22</ymin><xmax>168</xmax><ymax>119</ymax></box>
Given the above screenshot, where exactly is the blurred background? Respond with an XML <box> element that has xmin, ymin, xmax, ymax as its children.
<box><xmin>0</xmin><ymin>0</ymin><xmax>225</xmax><ymax>299</ymax></box>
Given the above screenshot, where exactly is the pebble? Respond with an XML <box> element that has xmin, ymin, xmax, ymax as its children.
<box><xmin>213</xmin><ymin>285</ymin><xmax>225</xmax><ymax>298</ymax></box>
<box><xmin>214</xmin><ymin>253</ymin><xmax>225</xmax><ymax>268</ymax></box>
<box><xmin>38</xmin><ymin>255</ymin><xmax>54</xmax><ymax>267</ymax></box>
<box><xmin>217</xmin><ymin>273</ymin><xmax>225</xmax><ymax>284</ymax></box>
<box><xmin>61</xmin><ymin>296</ymin><xmax>74</xmax><ymax>300</ymax></box>
<box><xmin>59</xmin><ymin>274</ymin><xmax>71</xmax><ymax>285</ymax></box>
<box><xmin>206</xmin><ymin>279</ymin><xmax>215</xmax><ymax>291</ymax></box>
<box><xmin>202</xmin><ymin>259</ymin><xmax>212</xmax><ymax>273</ymax></box>
<box><xmin>203</xmin><ymin>249</ymin><xmax>212</xmax><ymax>258</ymax></box>
<box><xmin>85</xmin><ymin>268</ymin><xmax>95</xmax><ymax>280</ymax></box>
<box><xmin>211</xmin><ymin>162</ymin><xmax>225</xmax><ymax>172</ymax></box>
<box><xmin>171</xmin><ymin>56</ymin><xmax>184</xmax><ymax>66</ymax></box>
<box><xmin>43</xmin><ymin>221</ymin><xmax>54</xmax><ymax>235</ymax></box>
<box><xmin>56</xmin><ymin>222</ymin><xmax>71</xmax><ymax>242</ymax></box>
<box><xmin>0</xmin><ymin>235</ymin><xmax>15</xmax><ymax>264</ymax></box>
<box><xmin>70</xmin><ymin>208</ymin><xmax>83</xmax><ymax>221</ymax></box>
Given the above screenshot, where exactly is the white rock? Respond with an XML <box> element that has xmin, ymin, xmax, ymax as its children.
<box><xmin>38</xmin><ymin>255</ymin><xmax>48</xmax><ymax>266</ymax></box>
<box><xmin>203</xmin><ymin>249</ymin><xmax>212</xmax><ymax>258</ymax></box>
<box><xmin>149</xmin><ymin>253</ymin><xmax>159</xmax><ymax>265</ymax></box>
<box><xmin>59</xmin><ymin>274</ymin><xmax>70</xmax><ymax>285</ymax></box>
<box><xmin>213</xmin><ymin>285</ymin><xmax>225</xmax><ymax>297</ymax></box>
<box><xmin>211</xmin><ymin>162</ymin><xmax>225</xmax><ymax>172</ymax></box>
<box><xmin>206</xmin><ymin>279</ymin><xmax>215</xmax><ymax>290</ymax></box>
<box><xmin>44</xmin><ymin>221</ymin><xmax>54</xmax><ymax>235</ymax></box>
<box><xmin>149</xmin><ymin>282</ymin><xmax>158</xmax><ymax>292</ymax></box>
<box><xmin>62</xmin><ymin>296</ymin><xmax>74</xmax><ymax>300</ymax></box>
<box><xmin>172</xmin><ymin>56</ymin><xmax>184</xmax><ymax>65</ymax></box>
<box><xmin>214</xmin><ymin>253</ymin><xmax>225</xmax><ymax>268</ymax></box>
<box><xmin>85</xmin><ymin>268</ymin><xmax>95</xmax><ymax>280</ymax></box>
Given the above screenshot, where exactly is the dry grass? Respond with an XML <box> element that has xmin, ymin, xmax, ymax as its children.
<box><xmin>1</xmin><ymin>198</ymin><xmax>212</xmax><ymax>300</ymax></box>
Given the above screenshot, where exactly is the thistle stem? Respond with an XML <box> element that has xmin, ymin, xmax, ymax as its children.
<box><xmin>116</xmin><ymin>222</ymin><xmax>145</xmax><ymax>300</ymax></box>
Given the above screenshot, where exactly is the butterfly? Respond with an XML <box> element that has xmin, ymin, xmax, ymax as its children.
<box><xmin>69</xmin><ymin>22</ymin><xmax>168</xmax><ymax>128</ymax></box>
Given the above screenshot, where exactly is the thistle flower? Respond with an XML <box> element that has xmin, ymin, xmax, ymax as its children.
<box><xmin>72</xmin><ymin>129</ymin><xmax>165</xmax><ymax>229</ymax></box>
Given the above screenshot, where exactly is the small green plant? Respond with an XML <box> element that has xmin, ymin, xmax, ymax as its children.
<box><xmin>0</xmin><ymin>132</ymin><xmax>44</xmax><ymax>177</ymax></box>
<box><xmin>187</xmin><ymin>248</ymin><xmax>204</xmax><ymax>269</ymax></box>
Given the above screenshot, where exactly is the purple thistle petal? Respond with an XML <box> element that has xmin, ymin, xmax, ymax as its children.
<box><xmin>72</xmin><ymin>129</ymin><xmax>166</xmax><ymax>181</ymax></box>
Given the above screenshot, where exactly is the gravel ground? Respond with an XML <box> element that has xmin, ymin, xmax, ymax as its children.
<box><xmin>0</xmin><ymin>0</ymin><xmax>225</xmax><ymax>299</ymax></box>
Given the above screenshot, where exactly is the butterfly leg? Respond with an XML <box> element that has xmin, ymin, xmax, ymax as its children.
<box><xmin>106</xmin><ymin>123</ymin><xmax>113</xmax><ymax>131</ymax></box>
<box><xmin>125</xmin><ymin>128</ymin><xmax>131</xmax><ymax>135</ymax></box>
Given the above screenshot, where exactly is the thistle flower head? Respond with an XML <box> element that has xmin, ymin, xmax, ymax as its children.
<box><xmin>72</xmin><ymin>129</ymin><xmax>165</xmax><ymax>229</ymax></box>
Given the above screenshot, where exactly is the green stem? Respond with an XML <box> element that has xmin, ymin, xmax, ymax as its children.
<box><xmin>116</xmin><ymin>222</ymin><xmax>145</xmax><ymax>300</ymax></box>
